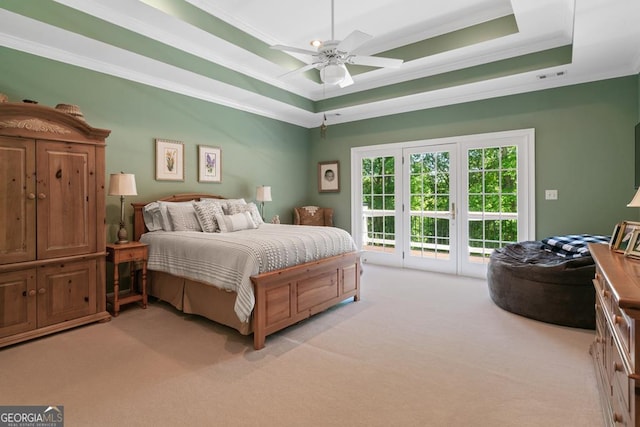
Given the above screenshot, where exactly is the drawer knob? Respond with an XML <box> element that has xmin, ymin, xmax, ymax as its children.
<box><xmin>38</xmin><ymin>288</ymin><xmax>46</xmax><ymax>294</ymax></box>
<box><xmin>27</xmin><ymin>193</ymin><xmax>36</xmax><ymax>200</ymax></box>
<box><xmin>28</xmin><ymin>289</ymin><xmax>36</xmax><ymax>297</ymax></box>
<box><xmin>613</xmin><ymin>412</ymin><xmax>624</xmax><ymax>423</ymax></box>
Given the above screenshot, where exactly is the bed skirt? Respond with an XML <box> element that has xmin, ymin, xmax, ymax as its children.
<box><xmin>149</xmin><ymin>270</ymin><xmax>252</xmax><ymax>335</ymax></box>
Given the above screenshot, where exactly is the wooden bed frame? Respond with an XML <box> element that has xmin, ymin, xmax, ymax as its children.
<box><xmin>132</xmin><ymin>193</ymin><xmax>360</xmax><ymax>350</ymax></box>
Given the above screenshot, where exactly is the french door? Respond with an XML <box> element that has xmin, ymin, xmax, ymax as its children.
<box><xmin>351</xmin><ymin>129</ymin><xmax>534</xmax><ymax>278</ymax></box>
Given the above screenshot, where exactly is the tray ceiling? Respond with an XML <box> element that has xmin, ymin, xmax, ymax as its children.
<box><xmin>0</xmin><ymin>0</ymin><xmax>639</xmax><ymax>127</ymax></box>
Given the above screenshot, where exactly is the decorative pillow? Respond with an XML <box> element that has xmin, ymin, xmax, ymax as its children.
<box><xmin>227</xmin><ymin>202</ymin><xmax>264</xmax><ymax>225</ymax></box>
<box><xmin>142</xmin><ymin>202</ymin><xmax>163</xmax><ymax>231</ymax></box>
<box><xmin>166</xmin><ymin>203</ymin><xmax>202</xmax><ymax>232</ymax></box>
<box><xmin>541</xmin><ymin>234</ymin><xmax>610</xmax><ymax>258</ymax></box>
<box><xmin>222</xmin><ymin>198</ymin><xmax>247</xmax><ymax>214</ymax></box>
<box><xmin>200</xmin><ymin>197</ymin><xmax>246</xmax><ymax>212</ymax></box>
<box><xmin>200</xmin><ymin>198</ymin><xmax>227</xmax><ymax>207</ymax></box>
<box><xmin>192</xmin><ymin>200</ymin><xmax>224</xmax><ymax>233</ymax></box>
<box><xmin>215</xmin><ymin>212</ymin><xmax>257</xmax><ymax>233</ymax></box>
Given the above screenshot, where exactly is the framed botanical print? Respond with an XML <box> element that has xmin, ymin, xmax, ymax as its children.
<box><xmin>155</xmin><ymin>139</ymin><xmax>184</xmax><ymax>181</ymax></box>
<box><xmin>198</xmin><ymin>145</ymin><xmax>221</xmax><ymax>183</ymax></box>
<box><xmin>318</xmin><ymin>160</ymin><xmax>339</xmax><ymax>192</ymax></box>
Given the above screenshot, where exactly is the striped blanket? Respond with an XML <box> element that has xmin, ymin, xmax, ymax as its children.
<box><xmin>140</xmin><ymin>224</ymin><xmax>357</xmax><ymax>322</ymax></box>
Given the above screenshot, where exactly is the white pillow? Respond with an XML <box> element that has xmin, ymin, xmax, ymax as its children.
<box><xmin>158</xmin><ymin>201</ymin><xmax>194</xmax><ymax>231</ymax></box>
<box><xmin>166</xmin><ymin>203</ymin><xmax>202</xmax><ymax>232</ymax></box>
<box><xmin>215</xmin><ymin>212</ymin><xmax>257</xmax><ymax>233</ymax></box>
<box><xmin>142</xmin><ymin>202</ymin><xmax>163</xmax><ymax>232</ymax></box>
<box><xmin>192</xmin><ymin>200</ymin><xmax>224</xmax><ymax>233</ymax></box>
<box><xmin>227</xmin><ymin>202</ymin><xmax>264</xmax><ymax>225</ymax></box>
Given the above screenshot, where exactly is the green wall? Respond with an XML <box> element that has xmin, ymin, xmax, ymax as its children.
<box><xmin>0</xmin><ymin>47</ymin><xmax>311</xmax><ymax>242</ymax></box>
<box><xmin>308</xmin><ymin>76</ymin><xmax>639</xmax><ymax>238</ymax></box>
<box><xmin>1</xmin><ymin>45</ymin><xmax>638</xmax><ymax>240</ymax></box>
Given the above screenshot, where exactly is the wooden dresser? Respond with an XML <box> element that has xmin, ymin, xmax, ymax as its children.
<box><xmin>590</xmin><ymin>243</ymin><xmax>640</xmax><ymax>426</ymax></box>
<box><xmin>0</xmin><ymin>102</ymin><xmax>112</xmax><ymax>347</ymax></box>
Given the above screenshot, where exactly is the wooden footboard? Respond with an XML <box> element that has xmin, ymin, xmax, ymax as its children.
<box><xmin>251</xmin><ymin>251</ymin><xmax>360</xmax><ymax>350</ymax></box>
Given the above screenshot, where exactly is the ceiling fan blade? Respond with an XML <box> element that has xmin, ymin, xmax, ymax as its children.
<box><xmin>338</xmin><ymin>66</ymin><xmax>354</xmax><ymax>88</ymax></box>
<box><xmin>278</xmin><ymin>63</ymin><xmax>318</xmax><ymax>79</ymax></box>
<box><xmin>336</xmin><ymin>30</ymin><xmax>372</xmax><ymax>53</ymax></box>
<box><xmin>270</xmin><ymin>44</ymin><xmax>318</xmax><ymax>56</ymax></box>
<box><xmin>348</xmin><ymin>55</ymin><xmax>403</xmax><ymax>68</ymax></box>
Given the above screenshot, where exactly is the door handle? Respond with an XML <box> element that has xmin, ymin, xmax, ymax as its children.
<box><xmin>451</xmin><ymin>202</ymin><xmax>456</xmax><ymax>220</ymax></box>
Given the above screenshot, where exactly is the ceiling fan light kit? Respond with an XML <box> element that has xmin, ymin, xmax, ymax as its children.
<box><xmin>320</xmin><ymin>63</ymin><xmax>347</xmax><ymax>85</ymax></box>
<box><xmin>271</xmin><ymin>0</ymin><xmax>403</xmax><ymax>88</ymax></box>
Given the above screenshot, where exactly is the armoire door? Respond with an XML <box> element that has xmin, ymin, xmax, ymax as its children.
<box><xmin>0</xmin><ymin>268</ymin><xmax>37</xmax><ymax>338</ymax></box>
<box><xmin>0</xmin><ymin>136</ymin><xmax>36</xmax><ymax>265</ymax></box>
<box><xmin>36</xmin><ymin>140</ymin><xmax>96</xmax><ymax>259</ymax></box>
<box><xmin>37</xmin><ymin>259</ymin><xmax>97</xmax><ymax>327</ymax></box>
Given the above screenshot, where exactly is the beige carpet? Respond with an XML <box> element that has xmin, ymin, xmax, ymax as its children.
<box><xmin>0</xmin><ymin>264</ymin><xmax>602</xmax><ymax>426</ymax></box>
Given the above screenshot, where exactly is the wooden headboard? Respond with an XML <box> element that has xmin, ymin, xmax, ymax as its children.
<box><xmin>131</xmin><ymin>193</ymin><xmax>226</xmax><ymax>241</ymax></box>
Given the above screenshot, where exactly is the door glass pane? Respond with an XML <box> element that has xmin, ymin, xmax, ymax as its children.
<box><xmin>362</xmin><ymin>156</ymin><xmax>395</xmax><ymax>253</ymax></box>
<box><xmin>467</xmin><ymin>145</ymin><xmax>518</xmax><ymax>264</ymax></box>
<box><xmin>409</xmin><ymin>151</ymin><xmax>450</xmax><ymax>260</ymax></box>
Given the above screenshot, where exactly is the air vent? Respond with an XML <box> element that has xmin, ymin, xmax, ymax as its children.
<box><xmin>537</xmin><ymin>70</ymin><xmax>567</xmax><ymax>80</ymax></box>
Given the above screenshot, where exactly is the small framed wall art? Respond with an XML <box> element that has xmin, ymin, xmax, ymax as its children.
<box><xmin>318</xmin><ymin>160</ymin><xmax>339</xmax><ymax>193</ymax></box>
<box><xmin>198</xmin><ymin>145</ymin><xmax>222</xmax><ymax>183</ymax></box>
<box><xmin>155</xmin><ymin>139</ymin><xmax>184</xmax><ymax>181</ymax></box>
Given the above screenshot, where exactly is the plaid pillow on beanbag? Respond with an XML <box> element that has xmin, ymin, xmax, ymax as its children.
<box><xmin>541</xmin><ymin>234</ymin><xmax>610</xmax><ymax>258</ymax></box>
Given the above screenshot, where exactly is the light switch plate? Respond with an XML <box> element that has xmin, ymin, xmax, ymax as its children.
<box><xmin>545</xmin><ymin>189</ymin><xmax>558</xmax><ymax>200</ymax></box>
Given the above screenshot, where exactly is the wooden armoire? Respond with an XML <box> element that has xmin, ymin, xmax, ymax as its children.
<box><xmin>0</xmin><ymin>102</ymin><xmax>111</xmax><ymax>347</ymax></box>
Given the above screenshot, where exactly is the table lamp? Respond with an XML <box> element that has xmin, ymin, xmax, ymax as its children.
<box><xmin>108</xmin><ymin>172</ymin><xmax>137</xmax><ymax>244</ymax></box>
<box><xmin>628</xmin><ymin>187</ymin><xmax>640</xmax><ymax>208</ymax></box>
<box><xmin>256</xmin><ymin>185</ymin><xmax>272</xmax><ymax>220</ymax></box>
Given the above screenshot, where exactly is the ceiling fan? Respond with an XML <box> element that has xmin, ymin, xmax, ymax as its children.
<box><xmin>270</xmin><ymin>0</ymin><xmax>403</xmax><ymax>88</ymax></box>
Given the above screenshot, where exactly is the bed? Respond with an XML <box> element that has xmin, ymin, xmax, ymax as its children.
<box><xmin>132</xmin><ymin>193</ymin><xmax>361</xmax><ymax>350</ymax></box>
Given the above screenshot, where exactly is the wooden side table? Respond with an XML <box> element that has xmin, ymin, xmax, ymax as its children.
<box><xmin>106</xmin><ymin>241</ymin><xmax>148</xmax><ymax>317</ymax></box>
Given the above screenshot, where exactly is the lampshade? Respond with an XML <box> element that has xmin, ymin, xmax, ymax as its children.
<box><xmin>108</xmin><ymin>173</ymin><xmax>137</xmax><ymax>196</ymax></box>
<box><xmin>320</xmin><ymin>63</ymin><xmax>346</xmax><ymax>85</ymax></box>
<box><xmin>256</xmin><ymin>186</ymin><xmax>272</xmax><ymax>202</ymax></box>
<box><xmin>628</xmin><ymin>187</ymin><xmax>640</xmax><ymax>207</ymax></box>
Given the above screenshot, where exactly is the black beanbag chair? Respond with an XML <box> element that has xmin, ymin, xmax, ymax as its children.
<box><xmin>487</xmin><ymin>240</ymin><xmax>596</xmax><ymax>329</ymax></box>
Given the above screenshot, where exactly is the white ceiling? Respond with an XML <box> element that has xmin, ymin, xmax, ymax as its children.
<box><xmin>0</xmin><ymin>0</ymin><xmax>639</xmax><ymax>128</ymax></box>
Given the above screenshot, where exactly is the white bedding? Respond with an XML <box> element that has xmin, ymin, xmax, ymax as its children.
<box><xmin>140</xmin><ymin>224</ymin><xmax>357</xmax><ymax>322</ymax></box>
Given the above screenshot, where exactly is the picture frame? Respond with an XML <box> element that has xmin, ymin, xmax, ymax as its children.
<box><xmin>318</xmin><ymin>160</ymin><xmax>339</xmax><ymax>192</ymax></box>
<box><xmin>612</xmin><ymin>220</ymin><xmax>640</xmax><ymax>253</ymax></box>
<box><xmin>155</xmin><ymin>139</ymin><xmax>184</xmax><ymax>181</ymax></box>
<box><xmin>198</xmin><ymin>145</ymin><xmax>222</xmax><ymax>183</ymax></box>
<box><xmin>609</xmin><ymin>222</ymin><xmax>621</xmax><ymax>249</ymax></box>
<box><xmin>624</xmin><ymin>229</ymin><xmax>640</xmax><ymax>259</ymax></box>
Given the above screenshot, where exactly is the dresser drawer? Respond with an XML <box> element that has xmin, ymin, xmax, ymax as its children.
<box><xmin>612</xmin><ymin>381</ymin><xmax>632</xmax><ymax>426</ymax></box>
<box><xmin>612</xmin><ymin>302</ymin><xmax>632</xmax><ymax>356</ymax></box>
<box><xmin>595</xmin><ymin>270</ymin><xmax>613</xmax><ymax>312</ymax></box>
<box><xmin>610</xmin><ymin>335</ymin><xmax>631</xmax><ymax>413</ymax></box>
<box><xmin>596</xmin><ymin>269</ymin><xmax>632</xmax><ymax>358</ymax></box>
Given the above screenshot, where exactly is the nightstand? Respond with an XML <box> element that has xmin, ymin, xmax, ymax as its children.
<box><xmin>106</xmin><ymin>241</ymin><xmax>148</xmax><ymax>316</ymax></box>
